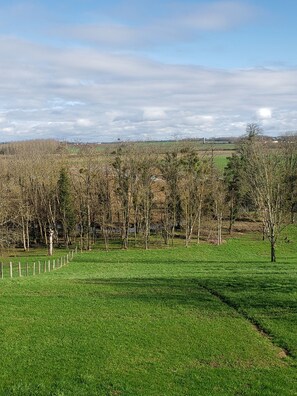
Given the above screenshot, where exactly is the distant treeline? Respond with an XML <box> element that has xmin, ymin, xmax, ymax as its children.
<box><xmin>0</xmin><ymin>125</ymin><xmax>296</xmax><ymax>261</ymax></box>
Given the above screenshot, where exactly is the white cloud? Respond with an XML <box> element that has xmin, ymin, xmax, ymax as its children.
<box><xmin>76</xmin><ymin>118</ymin><xmax>94</xmax><ymax>127</ymax></box>
<box><xmin>0</xmin><ymin>37</ymin><xmax>297</xmax><ymax>142</ymax></box>
<box><xmin>58</xmin><ymin>1</ymin><xmax>259</xmax><ymax>49</ymax></box>
<box><xmin>2</xmin><ymin>127</ymin><xmax>14</xmax><ymax>133</ymax></box>
<box><xmin>142</xmin><ymin>108</ymin><xmax>167</xmax><ymax>121</ymax></box>
<box><xmin>257</xmin><ymin>108</ymin><xmax>272</xmax><ymax>119</ymax></box>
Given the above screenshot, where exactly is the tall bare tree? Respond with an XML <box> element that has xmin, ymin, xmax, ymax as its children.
<box><xmin>57</xmin><ymin>167</ymin><xmax>75</xmax><ymax>248</ymax></box>
<box><xmin>240</xmin><ymin>131</ymin><xmax>290</xmax><ymax>262</ymax></box>
<box><xmin>159</xmin><ymin>150</ymin><xmax>182</xmax><ymax>245</ymax></box>
<box><xmin>113</xmin><ymin>145</ymin><xmax>138</xmax><ymax>249</ymax></box>
<box><xmin>138</xmin><ymin>153</ymin><xmax>155</xmax><ymax>249</ymax></box>
<box><xmin>95</xmin><ymin>165</ymin><xmax>114</xmax><ymax>251</ymax></box>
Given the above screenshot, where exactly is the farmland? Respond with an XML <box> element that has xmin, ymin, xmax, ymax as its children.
<box><xmin>0</xmin><ymin>227</ymin><xmax>296</xmax><ymax>395</ymax></box>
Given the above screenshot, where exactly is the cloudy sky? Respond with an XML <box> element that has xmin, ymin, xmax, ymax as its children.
<box><xmin>0</xmin><ymin>0</ymin><xmax>297</xmax><ymax>142</ymax></box>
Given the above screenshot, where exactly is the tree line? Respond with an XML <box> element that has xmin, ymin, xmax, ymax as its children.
<box><xmin>0</xmin><ymin>126</ymin><xmax>296</xmax><ymax>262</ymax></box>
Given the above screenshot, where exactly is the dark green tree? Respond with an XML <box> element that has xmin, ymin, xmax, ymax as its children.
<box><xmin>282</xmin><ymin>136</ymin><xmax>297</xmax><ymax>223</ymax></box>
<box><xmin>224</xmin><ymin>154</ymin><xmax>243</xmax><ymax>234</ymax></box>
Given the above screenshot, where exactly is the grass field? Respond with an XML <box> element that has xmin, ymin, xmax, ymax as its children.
<box><xmin>66</xmin><ymin>140</ymin><xmax>235</xmax><ymax>169</ymax></box>
<box><xmin>0</xmin><ymin>228</ymin><xmax>296</xmax><ymax>395</ymax></box>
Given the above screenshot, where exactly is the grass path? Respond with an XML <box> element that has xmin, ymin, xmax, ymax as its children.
<box><xmin>0</xmin><ymin>229</ymin><xmax>296</xmax><ymax>395</ymax></box>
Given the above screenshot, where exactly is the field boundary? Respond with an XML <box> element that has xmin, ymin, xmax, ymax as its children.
<box><xmin>0</xmin><ymin>247</ymin><xmax>78</xmax><ymax>280</ymax></box>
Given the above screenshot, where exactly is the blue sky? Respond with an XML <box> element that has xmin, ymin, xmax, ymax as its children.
<box><xmin>0</xmin><ymin>0</ymin><xmax>297</xmax><ymax>142</ymax></box>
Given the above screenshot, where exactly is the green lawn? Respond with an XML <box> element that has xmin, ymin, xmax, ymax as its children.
<box><xmin>213</xmin><ymin>154</ymin><xmax>229</xmax><ymax>170</ymax></box>
<box><xmin>0</xmin><ymin>229</ymin><xmax>297</xmax><ymax>395</ymax></box>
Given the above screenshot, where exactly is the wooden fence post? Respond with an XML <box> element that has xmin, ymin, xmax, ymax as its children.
<box><xmin>38</xmin><ymin>261</ymin><xmax>41</xmax><ymax>274</ymax></box>
<box><xmin>9</xmin><ymin>262</ymin><xmax>13</xmax><ymax>278</ymax></box>
<box><xmin>44</xmin><ymin>261</ymin><xmax>47</xmax><ymax>273</ymax></box>
<box><xmin>18</xmin><ymin>262</ymin><xmax>22</xmax><ymax>277</ymax></box>
<box><xmin>48</xmin><ymin>260</ymin><xmax>51</xmax><ymax>272</ymax></box>
<box><xmin>33</xmin><ymin>262</ymin><xmax>36</xmax><ymax>276</ymax></box>
<box><xmin>26</xmin><ymin>263</ymin><xmax>29</xmax><ymax>276</ymax></box>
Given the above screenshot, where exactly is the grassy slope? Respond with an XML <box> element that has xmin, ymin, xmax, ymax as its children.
<box><xmin>0</xmin><ymin>228</ymin><xmax>296</xmax><ymax>395</ymax></box>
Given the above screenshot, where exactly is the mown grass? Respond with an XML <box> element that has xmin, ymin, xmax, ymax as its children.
<box><xmin>0</xmin><ymin>227</ymin><xmax>296</xmax><ymax>395</ymax></box>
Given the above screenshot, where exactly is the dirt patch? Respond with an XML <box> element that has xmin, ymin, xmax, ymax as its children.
<box><xmin>278</xmin><ymin>350</ymin><xmax>289</xmax><ymax>359</ymax></box>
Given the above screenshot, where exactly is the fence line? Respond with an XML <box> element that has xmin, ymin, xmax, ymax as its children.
<box><xmin>0</xmin><ymin>247</ymin><xmax>78</xmax><ymax>280</ymax></box>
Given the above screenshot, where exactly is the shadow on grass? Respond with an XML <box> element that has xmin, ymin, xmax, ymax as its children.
<box><xmin>75</xmin><ymin>256</ymin><xmax>272</xmax><ymax>265</ymax></box>
<box><xmin>76</xmin><ymin>276</ymin><xmax>297</xmax><ymax>359</ymax></box>
<box><xmin>76</xmin><ymin>276</ymin><xmax>297</xmax><ymax>314</ymax></box>
<box><xmin>75</xmin><ymin>277</ymin><xmax>246</xmax><ymax>317</ymax></box>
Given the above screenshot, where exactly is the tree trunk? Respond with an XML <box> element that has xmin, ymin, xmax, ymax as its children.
<box><xmin>26</xmin><ymin>219</ymin><xmax>30</xmax><ymax>251</ymax></box>
<box><xmin>22</xmin><ymin>216</ymin><xmax>27</xmax><ymax>251</ymax></box>
<box><xmin>103</xmin><ymin>228</ymin><xmax>109</xmax><ymax>251</ymax></box>
<box><xmin>144</xmin><ymin>205</ymin><xmax>150</xmax><ymax>250</ymax></box>
<box><xmin>87</xmin><ymin>203</ymin><xmax>91</xmax><ymax>250</ymax></box>
<box><xmin>217</xmin><ymin>214</ymin><xmax>222</xmax><ymax>245</ymax></box>
<box><xmin>80</xmin><ymin>223</ymin><xmax>83</xmax><ymax>252</ymax></box>
<box><xmin>196</xmin><ymin>200</ymin><xmax>202</xmax><ymax>244</ymax></box>
<box><xmin>291</xmin><ymin>209</ymin><xmax>296</xmax><ymax>224</ymax></box>
<box><xmin>48</xmin><ymin>229</ymin><xmax>53</xmax><ymax>256</ymax></box>
<box><xmin>228</xmin><ymin>200</ymin><xmax>234</xmax><ymax>234</ymax></box>
<box><xmin>270</xmin><ymin>231</ymin><xmax>276</xmax><ymax>262</ymax></box>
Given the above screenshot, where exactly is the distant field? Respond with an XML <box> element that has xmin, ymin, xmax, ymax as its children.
<box><xmin>99</xmin><ymin>141</ymin><xmax>236</xmax><ymax>153</ymax></box>
<box><xmin>65</xmin><ymin>141</ymin><xmax>235</xmax><ymax>171</ymax></box>
<box><xmin>1</xmin><ymin>227</ymin><xmax>296</xmax><ymax>395</ymax></box>
<box><xmin>66</xmin><ymin>140</ymin><xmax>236</xmax><ymax>153</ymax></box>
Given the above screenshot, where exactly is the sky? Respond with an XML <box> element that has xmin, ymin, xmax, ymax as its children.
<box><xmin>0</xmin><ymin>0</ymin><xmax>297</xmax><ymax>142</ymax></box>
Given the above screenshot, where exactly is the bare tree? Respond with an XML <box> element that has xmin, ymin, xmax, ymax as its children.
<box><xmin>179</xmin><ymin>150</ymin><xmax>210</xmax><ymax>247</ymax></box>
<box><xmin>113</xmin><ymin>145</ymin><xmax>138</xmax><ymax>249</ymax></box>
<box><xmin>95</xmin><ymin>165</ymin><xmax>114</xmax><ymax>251</ymax></box>
<box><xmin>57</xmin><ymin>167</ymin><xmax>75</xmax><ymax>248</ymax></box>
<box><xmin>138</xmin><ymin>153</ymin><xmax>155</xmax><ymax>249</ymax></box>
<box><xmin>240</xmin><ymin>132</ymin><xmax>290</xmax><ymax>262</ymax></box>
<box><xmin>159</xmin><ymin>150</ymin><xmax>182</xmax><ymax>245</ymax></box>
<box><xmin>246</xmin><ymin>123</ymin><xmax>262</xmax><ymax>139</ymax></box>
<box><xmin>73</xmin><ymin>150</ymin><xmax>99</xmax><ymax>251</ymax></box>
<box><xmin>211</xmin><ymin>173</ymin><xmax>226</xmax><ymax>245</ymax></box>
